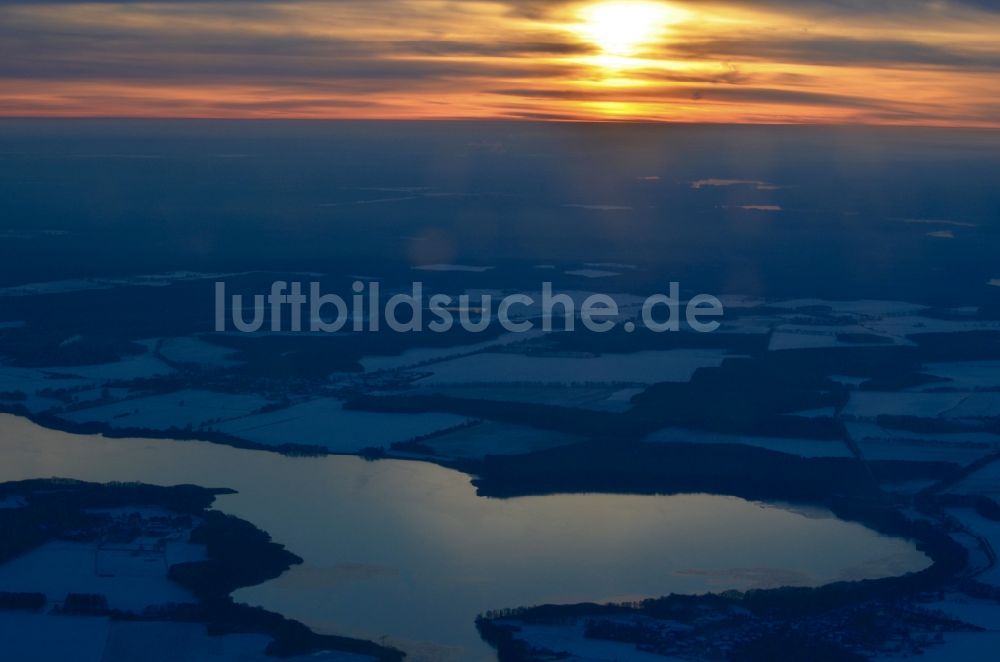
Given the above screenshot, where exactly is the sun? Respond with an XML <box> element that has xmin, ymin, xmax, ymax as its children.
<box><xmin>577</xmin><ymin>1</ymin><xmax>687</xmax><ymax>57</ymax></box>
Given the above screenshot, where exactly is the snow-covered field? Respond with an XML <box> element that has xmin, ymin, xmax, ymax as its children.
<box><xmin>790</xmin><ymin>406</ymin><xmax>839</xmax><ymax>418</ymax></box>
<box><xmin>411</xmin><ymin>264</ymin><xmax>492</xmax><ymax>273</ymax></box>
<box><xmin>0</xmin><ymin>352</ymin><xmax>178</xmax><ymax>414</ymax></box>
<box><xmin>844</xmin><ymin>391</ymin><xmax>1000</xmax><ymax>421</ymax></box>
<box><xmin>645</xmin><ymin>427</ymin><xmax>853</xmax><ymax>458</ymax></box>
<box><xmin>44</xmin><ymin>354</ymin><xmax>174</xmax><ymax>383</ymax></box>
<box><xmin>691</xmin><ymin>178</ymin><xmax>779</xmax><ymax>190</ymax></box>
<box><xmin>157</xmin><ymin>336</ymin><xmax>242</xmax><ymax>367</ymax></box>
<box><xmin>104</xmin><ymin>621</ymin><xmax>375</xmax><ymax>662</ymax></box>
<box><xmin>0</xmin><ymin>271</ymin><xmax>236</xmax><ymax>298</ymax></box>
<box><xmin>767</xmin><ymin>325</ymin><xmax>905</xmax><ymax>351</ymax></box>
<box><xmin>420</xmin><ymin>421</ymin><xmax>582</xmax><ymax>459</ymax></box>
<box><xmin>923</xmin><ymin>594</ymin><xmax>1000</xmax><ymax>631</ymax></box>
<box><xmin>946</xmin><ymin>509</ymin><xmax>1000</xmax><ymax>587</ymax></box>
<box><xmin>417</xmin><ymin>349</ymin><xmax>730</xmax><ymax>386</ymax></box>
<box><xmin>471</xmin><ymin>290</ymin><xmax>648</xmax><ymax>323</ymax></box>
<box><xmin>864</xmin><ymin>315</ymin><xmax>1000</xmax><ymax>338</ymax></box>
<box><xmin>216</xmin><ymin>398</ymin><xmax>472</xmax><ymax>452</ymax></box>
<box><xmin>845</xmin><ymin>422</ymin><xmax>1000</xmax><ymax>447</ymax></box>
<box><xmin>918</xmin><ymin>362</ymin><xmax>1000</xmax><ymax>391</ymax></box>
<box><xmin>737</xmin><ymin>299</ymin><xmax>1000</xmax><ymax>351</ymax></box>
<box><xmin>0</xmin><ymin>613</ymin><xmax>374</xmax><ymax>662</ymax></box>
<box><xmin>0</xmin><ymin>541</ymin><xmax>196</xmax><ymax>611</ymax></box>
<box><xmin>945</xmin><ymin>393</ymin><xmax>1000</xmax><ymax>419</ymax></box>
<box><xmin>61</xmin><ymin>390</ymin><xmax>271</xmax><ymax>430</ymax></box>
<box><xmin>359</xmin><ymin>330</ymin><xmax>541</xmax><ymax>373</ymax></box>
<box><xmin>103</xmin><ymin>622</ymin><xmax>272</xmax><ymax>662</ymax></box>
<box><xmin>590</xmin><ymin>387</ymin><xmax>646</xmax><ymax>412</ymax></box>
<box><xmin>846</xmin><ymin>421</ymin><xmax>997</xmax><ymax>464</ymax></box>
<box><xmin>953</xmin><ymin>460</ymin><xmax>1000</xmax><ymax>499</ymax></box>
<box><xmin>856</xmin><ymin>438</ymin><xmax>991</xmax><ymax>465</ymax></box>
<box><xmin>876</xmin><ymin>632</ymin><xmax>1000</xmax><ymax>662</ymax></box>
<box><xmin>0</xmin><ymin>612</ymin><xmax>110</xmax><ymax>662</ymax></box>
<box><xmin>0</xmin><ymin>364</ymin><xmax>87</xmax><ymax>410</ymax></box>
<box><xmin>0</xmin><ymin>495</ymin><xmax>25</xmax><ymax>509</ymax></box>
<box><xmin>420</xmin><ymin>383</ymin><xmax>640</xmax><ymax>411</ymax></box>
<box><xmin>767</xmin><ymin>299</ymin><xmax>926</xmax><ymax>316</ymax></box>
<box><xmin>509</xmin><ymin>620</ymin><xmax>677</xmax><ymax>661</ymax></box>
<box><xmin>764</xmin><ymin>319</ymin><xmax>1000</xmax><ymax>352</ymax></box>
<box><xmin>564</xmin><ymin>268</ymin><xmax>622</xmax><ymax>278</ymax></box>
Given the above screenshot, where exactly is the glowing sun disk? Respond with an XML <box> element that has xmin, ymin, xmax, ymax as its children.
<box><xmin>577</xmin><ymin>1</ymin><xmax>686</xmax><ymax>56</ymax></box>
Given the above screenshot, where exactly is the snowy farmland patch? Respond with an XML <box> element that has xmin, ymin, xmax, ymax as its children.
<box><xmin>0</xmin><ymin>364</ymin><xmax>90</xmax><ymax>411</ymax></box>
<box><xmin>767</xmin><ymin>299</ymin><xmax>926</xmax><ymax>317</ymax></box>
<box><xmin>921</xmin><ymin>594</ymin><xmax>1000</xmax><ymax>634</ymax></box>
<box><xmin>944</xmin><ymin>393</ymin><xmax>1000</xmax><ymax>419</ymax></box>
<box><xmin>101</xmin><ymin>621</ymin><xmax>303</xmax><ymax>662</ymax></box>
<box><xmin>158</xmin><ymin>336</ymin><xmax>242</xmax><ymax>367</ymax></box>
<box><xmin>0</xmin><ymin>612</ymin><xmax>110</xmax><ymax>662</ymax></box>
<box><xmin>918</xmin><ymin>362</ymin><xmax>1000</xmax><ymax>391</ymax></box>
<box><xmin>0</xmin><ymin>495</ymin><xmax>25</xmax><ymax>509</ymax></box>
<box><xmin>422</xmin><ymin>422</ymin><xmax>582</xmax><ymax>459</ymax></box>
<box><xmin>482</xmin><ymin>290</ymin><xmax>647</xmax><ymax>324</ymax></box>
<box><xmin>767</xmin><ymin>325</ymin><xmax>900</xmax><ymax>351</ymax></box>
<box><xmin>359</xmin><ymin>331</ymin><xmax>540</xmax><ymax>373</ymax></box>
<box><xmin>0</xmin><ymin>613</ymin><xmax>343</xmax><ymax>662</ymax></box>
<box><xmin>790</xmin><ymin>406</ymin><xmax>839</xmax><ymax>418</ymax></box>
<box><xmin>420</xmin><ymin>383</ymin><xmax>634</xmax><ymax>410</ymax></box>
<box><xmin>417</xmin><ymin>350</ymin><xmax>729</xmax><ymax>386</ymax></box>
<box><xmin>845</xmin><ymin>421</ymin><xmax>998</xmax><ymax>461</ymax></box>
<box><xmin>953</xmin><ymin>459</ymin><xmax>1000</xmax><ymax>499</ymax></box>
<box><xmin>563</xmin><ymin>204</ymin><xmax>633</xmax><ymax>211</ymax></box>
<box><xmin>864</xmin><ymin>315</ymin><xmax>1000</xmax><ymax>338</ymax></box>
<box><xmin>842</xmin><ymin>392</ymin><xmax>972</xmax><ymax>419</ymax></box>
<box><xmin>61</xmin><ymin>390</ymin><xmax>272</xmax><ymax>430</ymax></box>
<box><xmin>758</xmin><ymin>307</ymin><xmax>1000</xmax><ymax>351</ymax></box>
<box><xmin>45</xmin><ymin>354</ymin><xmax>174</xmax><ymax>383</ymax></box>
<box><xmin>585</xmin><ymin>262</ymin><xmax>637</xmax><ymax>270</ymax></box>
<box><xmin>945</xmin><ymin>510</ymin><xmax>1000</xmax><ymax>588</ymax></box>
<box><xmin>854</xmin><ymin>437</ymin><xmax>990</xmax><ymax>465</ymax></box>
<box><xmin>877</xmin><ymin>631</ymin><xmax>1000</xmax><ymax>662</ymax></box>
<box><xmin>591</xmin><ymin>387</ymin><xmax>646</xmax><ymax>412</ymax></box>
<box><xmin>0</xmin><ymin>541</ymin><xmax>196</xmax><ymax>612</ymax></box>
<box><xmin>691</xmin><ymin>178</ymin><xmax>780</xmax><ymax>191</ymax></box>
<box><xmin>412</xmin><ymin>264</ymin><xmax>493</xmax><ymax>273</ymax></box>
<box><xmin>513</xmin><ymin>620</ymin><xmax>669</xmax><ymax>662</ymax></box>
<box><xmin>0</xmin><ymin>272</ymin><xmax>235</xmax><ymax>298</ymax></box>
<box><xmin>644</xmin><ymin>427</ymin><xmax>853</xmax><ymax>458</ymax></box>
<box><xmin>845</xmin><ymin>421</ymin><xmax>999</xmax><ymax>446</ymax></box>
<box><xmin>830</xmin><ymin>375</ymin><xmax>868</xmax><ymax>388</ymax></box>
<box><xmin>564</xmin><ymin>269</ymin><xmax>622</xmax><ymax>279</ymax></box>
<box><xmin>216</xmin><ymin>398</ymin><xmax>472</xmax><ymax>452</ymax></box>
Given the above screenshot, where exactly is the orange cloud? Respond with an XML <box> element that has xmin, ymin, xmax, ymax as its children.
<box><xmin>0</xmin><ymin>0</ymin><xmax>998</xmax><ymax>125</ymax></box>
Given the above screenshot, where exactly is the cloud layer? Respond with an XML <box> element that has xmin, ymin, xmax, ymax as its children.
<box><xmin>1</xmin><ymin>0</ymin><xmax>998</xmax><ymax>125</ymax></box>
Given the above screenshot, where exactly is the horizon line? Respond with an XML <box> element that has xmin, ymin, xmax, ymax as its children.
<box><xmin>1</xmin><ymin>116</ymin><xmax>998</xmax><ymax>131</ymax></box>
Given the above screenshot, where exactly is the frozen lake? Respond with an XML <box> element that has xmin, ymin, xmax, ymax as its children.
<box><xmin>0</xmin><ymin>414</ymin><xmax>930</xmax><ymax>661</ymax></box>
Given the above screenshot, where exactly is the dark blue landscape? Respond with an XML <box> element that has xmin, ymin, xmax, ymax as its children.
<box><xmin>0</xmin><ymin>120</ymin><xmax>999</xmax><ymax>661</ymax></box>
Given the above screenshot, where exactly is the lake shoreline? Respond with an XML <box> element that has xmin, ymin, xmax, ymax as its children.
<box><xmin>0</xmin><ymin>478</ymin><xmax>405</xmax><ymax>661</ymax></box>
<box><xmin>0</xmin><ymin>412</ymin><xmax>971</xmax><ymax>659</ymax></box>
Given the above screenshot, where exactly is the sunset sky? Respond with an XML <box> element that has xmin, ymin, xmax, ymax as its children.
<box><xmin>2</xmin><ymin>0</ymin><xmax>999</xmax><ymax>125</ymax></box>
